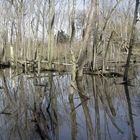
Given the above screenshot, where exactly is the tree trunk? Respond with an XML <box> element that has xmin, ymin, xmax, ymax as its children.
<box><xmin>123</xmin><ymin>0</ymin><xmax>139</xmax><ymax>82</ymax></box>
<box><xmin>77</xmin><ymin>1</ymin><xmax>95</xmax><ymax>77</ymax></box>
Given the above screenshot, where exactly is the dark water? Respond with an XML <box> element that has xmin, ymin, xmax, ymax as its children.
<box><xmin>0</xmin><ymin>67</ymin><xmax>140</xmax><ymax>140</ymax></box>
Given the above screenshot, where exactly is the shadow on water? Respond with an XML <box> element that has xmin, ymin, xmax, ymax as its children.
<box><xmin>124</xmin><ymin>84</ymin><xmax>137</xmax><ymax>140</ymax></box>
<box><xmin>0</xmin><ymin>68</ymin><xmax>140</xmax><ymax>140</ymax></box>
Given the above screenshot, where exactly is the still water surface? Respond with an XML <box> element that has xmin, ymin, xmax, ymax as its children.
<box><xmin>0</xmin><ymin>68</ymin><xmax>140</xmax><ymax>140</ymax></box>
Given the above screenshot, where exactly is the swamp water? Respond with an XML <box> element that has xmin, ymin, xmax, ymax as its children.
<box><xmin>0</xmin><ymin>67</ymin><xmax>140</xmax><ymax>140</ymax></box>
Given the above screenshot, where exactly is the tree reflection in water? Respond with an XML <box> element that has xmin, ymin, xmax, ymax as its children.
<box><xmin>0</xmin><ymin>69</ymin><xmax>140</xmax><ymax>140</ymax></box>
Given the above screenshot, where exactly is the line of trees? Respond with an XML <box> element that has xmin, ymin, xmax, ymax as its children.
<box><xmin>0</xmin><ymin>0</ymin><xmax>139</xmax><ymax>74</ymax></box>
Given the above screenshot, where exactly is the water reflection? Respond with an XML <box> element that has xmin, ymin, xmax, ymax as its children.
<box><xmin>0</xmin><ymin>69</ymin><xmax>140</xmax><ymax>140</ymax></box>
<box><xmin>124</xmin><ymin>84</ymin><xmax>137</xmax><ymax>140</ymax></box>
<box><xmin>69</xmin><ymin>94</ymin><xmax>77</xmax><ymax>140</ymax></box>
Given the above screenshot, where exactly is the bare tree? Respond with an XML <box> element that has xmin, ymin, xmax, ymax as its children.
<box><xmin>123</xmin><ymin>0</ymin><xmax>140</xmax><ymax>82</ymax></box>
